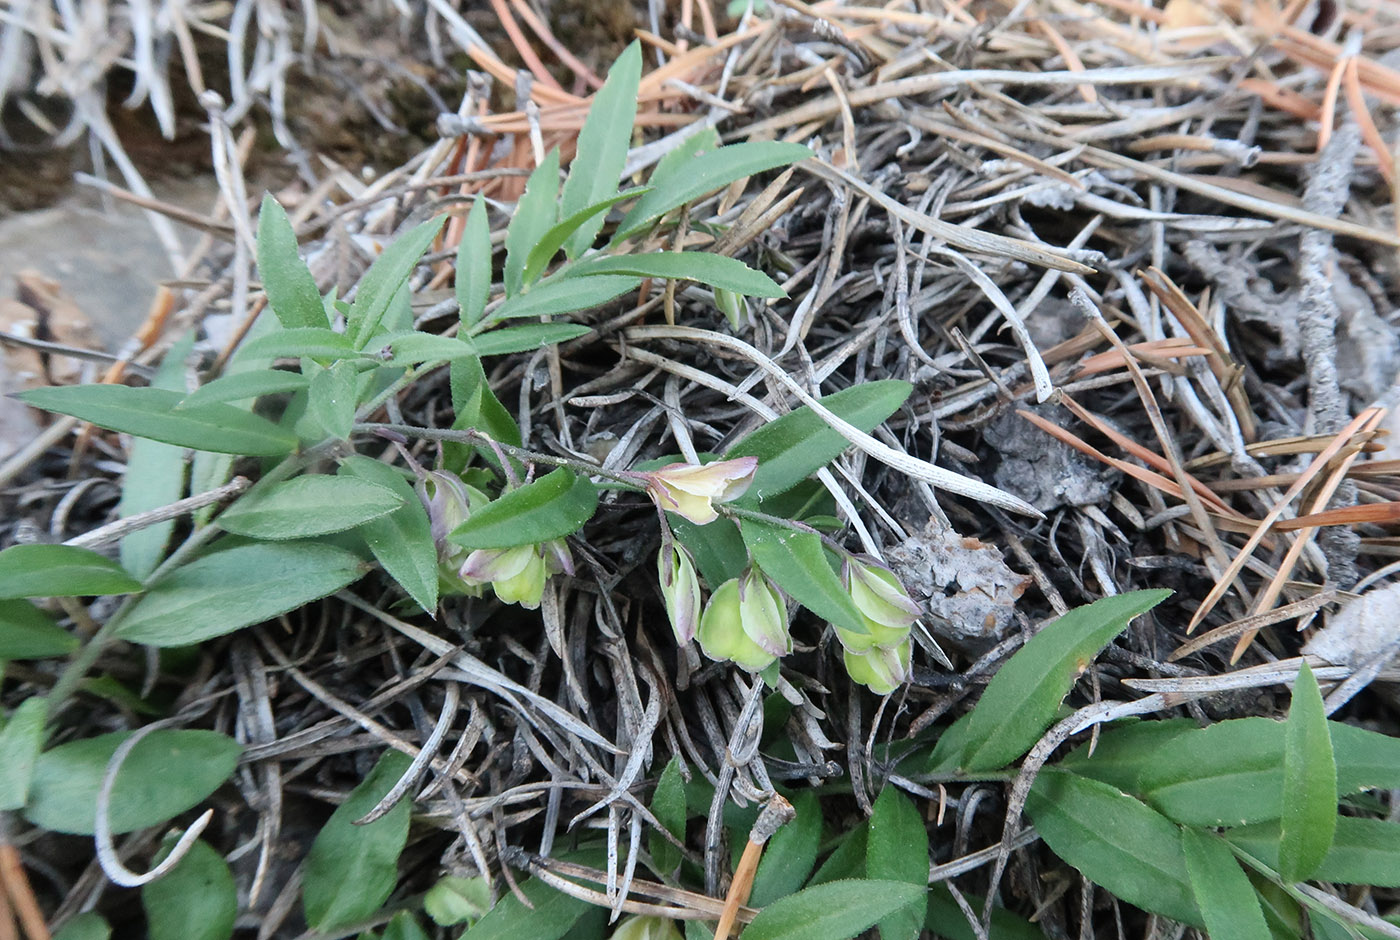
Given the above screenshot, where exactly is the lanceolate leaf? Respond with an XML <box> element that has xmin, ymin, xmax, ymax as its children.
<box><xmin>505</xmin><ymin>149</ymin><xmax>561</xmax><ymax>297</ymax></box>
<box><xmin>217</xmin><ymin>476</ymin><xmax>405</xmax><ymax>540</ymax></box>
<box><xmin>450</xmin><ymin>355</ymin><xmax>521</xmax><ymax>448</ymax></box>
<box><xmin>120</xmin><ymin>334</ymin><xmax>190</xmax><ymax>578</ymax></box>
<box><xmin>24</xmin><ymin>730</ymin><xmax>241</xmax><ymax>835</ymax></box>
<box><xmin>349</xmin><ymin>216</ymin><xmax>447</xmax><ymax>347</ymax></box>
<box><xmin>750</xmin><ymin>791</ymin><xmax>822</xmax><ymax>907</ymax></box>
<box><xmin>957</xmin><ymin>590</ymin><xmax>1171</xmax><ymax>772</ymax></box>
<box><xmin>303</xmin><ymin>750</ymin><xmax>414</xmax><ymax>931</ymax></box>
<box><xmin>236</xmin><ymin>326</ymin><xmax>358</xmax><ymax>362</ymax></box>
<box><xmin>559</xmin><ymin>40</ymin><xmax>641</xmax><ymax>259</ymax></box>
<box><xmin>339</xmin><ymin>456</ymin><xmax>439</xmax><ymax>614</ymax></box>
<box><xmin>448</xmin><ymin>469</ymin><xmax>599</xmax><ymax>551</ymax></box>
<box><xmin>0</xmin><ymin>599</ymin><xmax>77</xmax><ymax>659</ymax></box>
<box><xmin>114</xmin><ymin>541</ymin><xmax>365</xmax><ymax>647</ymax></box>
<box><xmin>726</xmin><ymin>382</ymin><xmax>912</xmax><ymax>502</ymax></box>
<box><xmin>257</xmin><ymin>194</ymin><xmax>329</xmax><ymax>329</ymax></box>
<box><xmin>17</xmin><ymin>386</ymin><xmax>297</xmax><ymax>456</ymax></box>
<box><xmin>1278</xmin><ymin>662</ymin><xmax>1338</xmax><ymax>882</ymax></box>
<box><xmin>486</xmin><ymin>274</ymin><xmax>639</xmax><ymax>324</ymax></box>
<box><xmin>0</xmin><ymin>544</ymin><xmax>142</xmax><ymax>599</ymax></box>
<box><xmin>570</xmin><ymin>252</ymin><xmax>785</xmax><ymax>298</ymax></box>
<box><xmin>470</xmin><ymin>323</ymin><xmax>593</xmax><ymax>357</ymax></box>
<box><xmin>925</xmin><ymin>885</ymin><xmax>1048</xmax><ymax>940</ymax></box>
<box><xmin>612</xmin><ymin>141</ymin><xmax>812</xmax><ymax>242</ymax></box>
<box><xmin>741</xmin><ymin>520</ymin><xmax>865</xmax><ymax>635</ymax></box>
<box><xmin>1025</xmin><ymin>769</ymin><xmax>1201</xmax><ymax>926</ymax></box>
<box><xmin>179</xmin><ymin>368</ymin><xmax>309</xmax><ymax>409</ymax></box>
<box><xmin>740</xmin><ymin>879</ymin><xmax>927</xmax><ymax>940</ymax></box>
<box><xmin>1182</xmin><ymin>829</ymin><xmax>1271</xmax><ymax>940</ymax></box>
<box><xmin>457</xmin><ymin>197</ymin><xmax>493</xmax><ymax>328</ymax></box>
<box><xmin>649</xmin><ymin>757</ymin><xmax>687</xmax><ymax>876</ymax></box>
<box><xmin>866</xmin><ymin>787</ymin><xmax>930</xmax><ymax>940</ymax></box>
<box><xmin>524</xmin><ymin>189</ymin><xmax>647</xmax><ymax>284</ymax></box>
<box><xmin>307</xmin><ymin>359</ymin><xmax>357</xmax><ymax>440</ymax></box>
<box><xmin>142</xmin><ymin>838</ymin><xmax>238</xmax><ymax>940</ymax></box>
<box><xmin>0</xmin><ymin>697</ymin><xmax>49</xmax><ymax>810</ymax></box>
<box><xmin>1227</xmin><ymin>816</ymin><xmax>1400</xmax><ymax>887</ymax></box>
<box><xmin>371</xmin><ymin>330</ymin><xmax>479</xmax><ymax>366</ymax></box>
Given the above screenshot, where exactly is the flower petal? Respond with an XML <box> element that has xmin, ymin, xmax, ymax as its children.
<box><xmin>738</xmin><ymin>571</ymin><xmax>791</xmax><ymax>656</ymax></box>
<box><xmin>459</xmin><ymin>544</ymin><xmax>533</xmax><ymax>585</ymax></box>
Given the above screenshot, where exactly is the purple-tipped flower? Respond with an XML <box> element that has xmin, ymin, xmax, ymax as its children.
<box><xmin>658</xmin><ymin>543</ymin><xmax>702</xmax><ymax>644</ymax></box>
<box><xmin>696</xmin><ymin>568</ymin><xmax>789</xmax><ymax>672</ymax></box>
<box><xmin>458</xmin><ymin>539</ymin><xmax>571</xmax><ymax>610</ymax></box>
<box><xmin>416</xmin><ymin>470</ymin><xmax>488</xmax><ymax>568</ymax></box>
<box><xmin>835</xmin><ymin>556</ymin><xmax>922</xmax><ymax>653</ymax></box>
<box><xmin>843</xmin><ymin>638</ymin><xmax>912</xmax><ymax>695</ymax></box>
<box><xmin>642</xmin><ymin>457</ymin><xmax>758</xmax><ymax>525</ymax></box>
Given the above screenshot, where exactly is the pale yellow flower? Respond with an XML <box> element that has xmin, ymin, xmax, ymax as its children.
<box><xmin>642</xmin><ymin>457</ymin><xmax>758</xmax><ymax>525</ymax></box>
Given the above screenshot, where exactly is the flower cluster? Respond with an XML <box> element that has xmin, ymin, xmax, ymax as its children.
<box><xmin>647</xmin><ymin>458</ymin><xmax>923</xmax><ymax>693</ymax></box>
<box><xmin>418</xmin><ymin>470</ymin><xmax>572</xmax><ymax>610</ymax></box>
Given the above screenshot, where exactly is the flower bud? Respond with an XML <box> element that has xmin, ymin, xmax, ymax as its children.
<box><xmin>836</xmin><ymin>557</ymin><xmax>921</xmax><ymax>653</ymax></box>
<box><xmin>658</xmin><ymin>543</ymin><xmax>702</xmax><ymax>644</ymax></box>
<box><xmin>642</xmin><ymin>457</ymin><xmax>758</xmax><ymax>525</ymax></box>
<box><xmin>843</xmin><ymin>638</ymin><xmax>912</xmax><ymax>694</ymax></box>
<box><xmin>416</xmin><ymin>470</ymin><xmax>489</xmax><ymax>569</ymax></box>
<box><xmin>697</xmin><ymin>578</ymin><xmax>778</xmax><ymax>672</ymax></box>
<box><xmin>458</xmin><ymin>540</ymin><xmax>569</xmax><ymax>610</ymax></box>
<box><xmin>737</xmin><ymin>567</ymin><xmax>790</xmax><ymax>657</ymax></box>
<box><xmin>611</xmin><ymin>916</ymin><xmax>683</xmax><ymax>940</ymax></box>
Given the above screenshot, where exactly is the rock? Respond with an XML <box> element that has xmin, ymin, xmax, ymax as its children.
<box><xmin>983</xmin><ymin>403</ymin><xmax>1117</xmax><ymax>512</ymax></box>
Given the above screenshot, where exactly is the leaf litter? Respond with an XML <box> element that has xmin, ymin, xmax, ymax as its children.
<box><xmin>3</xmin><ymin>0</ymin><xmax>1400</xmax><ymax>936</ymax></box>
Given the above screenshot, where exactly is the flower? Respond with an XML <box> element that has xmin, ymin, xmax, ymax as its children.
<box><xmin>843</xmin><ymin>638</ymin><xmax>912</xmax><ymax>694</ymax></box>
<box><xmin>657</xmin><ymin>543</ymin><xmax>702</xmax><ymax>644</ymax></box>
<box><xmin>458</xmin><ymin>539</ymin><xmax>572</xmax><ymax>610</ymax></box>
<box><xmin>642</xmin><ymin>457</ymin><xmax>758</xmax><ymax>525</ymax></box>
<box><xmin>835</xmin><ymin>556</ymin><xmax>921</xmax><ymax>654</ymax></box>
<box><xmin>696</xmin><ymin>569</ymin><xmax>789</xmax><ymax>672</ymax></box>
<box><xmin>416</xmin><ymin>470</ymin><xmax>489</xmax><ymax>569</ymax></box>
<box><xmin>611</xmin><ymin>916</ymin><xmax>682</xmax><ymax>940</ymax></box>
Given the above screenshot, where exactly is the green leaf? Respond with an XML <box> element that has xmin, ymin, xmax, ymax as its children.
<box><xmin>120</xmin><ymin>334</ymin><xmax>190</xmax><ymax>578</ymax></box>
<box><xmin>570</xmin><ymin>252</ymin><xmax>785</xmax><ymax>299</ymax></box>
<box><xmin>457</xmin><ymin>197</ymin><xmax>493</xmax><ymax>328</ymax></box>
<box><xmin>0</xmin><ymin>599</ymin><xmax>78</xmax><ymax>658</ymax></box>
<box><xmin>451</xmin><ymin>355</ymin><xmax>521</xmax><ymax>447</ymax></box>
<box><xmin>866</xmin><ymin>787</ymin><xmax>929</xmax><ymax>940</ymax></box>
<box><xmin>1227</xmin><ymin>816</ymin><xmax>1400</xmax><ymax>887</ymax></box>
<box><xmin>115</xmin><ymin>541</ymin><xmax>365</xmax><ymax>646</ymax></box>
<box><xmin>425</xmin><ymin>876</ymin><xmax>492</xmax><ymax>927</ymax></box>
<box><xmin>236</xmin><ymin>326</ymin><xmax>358</xmax><ymax>362</ymax></box>
<box><xmin>448</xmin><ymin>469</ymin><xmax>598</xmax><ymax>551</ymax></box>
<box><xmin>958</xmin><ymin>590</ymin><xmax>1171</xmax><ymax>772</ymax></box>
<box><xmin>371</xmin><ymin>329</ymin><xmax>479</xmax><ymax>366</ymax></box>
<box><xmin>810</xmin><ymin>826</ymin><xmax>867</xmax><ymax>886</ymax></box>
<box><xmin>349</xmin><ymin>216</ymin><xmax>447</xmax><ymax>347</ymax></box>
<box><xmin>0</xmin><ymin>544</ymin><xmax>142</xmax><ymax>599</ymax></box>
<box><xmin>559</xmin><ymin>41</ymin><xmax>641</xmax><ymax>258</ymax></box>
<box><xmin>649</xmin><ymin>128</ymin><xmax>721</xmax><ymax>191</ymax></box>
<box><xmin>257</xmin><ymin>194</ymin><xmax>329</xmax><ymax>329</ymax></box>
<box><xmin>339</xmin><ymin>456</ymin><xmax>439</xmax><ymax>614</ymax></box>
<box><xmin>649</xmin><ymin>756</ymin><xmax>687</xmax><ymax>875</ymax></box>
<box><xmin>471</xmin><ymin>323</ymin><xmax>593</xmax><ymax>356</ymax></box>
<box><xmin>24</xmin><ymin>729</ymin><xmax>241</xmax><ymax>835</ymax></box>
<box><xmin>671</xmin><ymin>514</ymin><xmax>747</xmax><ymax>587</ymax></box>
<box><xmin>505</xmin><ymin>149</ymin><xmax>561</xmax><ymax>297</ymax></box>
<box><xmin>217</xmin><ymin>475</ymin><xmax>405</xmax><ymax>540</ymax></box>
<box><xmin>524</xmin><ymin>189</ymin><xmax>648</xmax><ymax>285</ymax></box>
<box><xmin>0</xmin><ymin>697</ymin><xmax>49</xmax><ymax>810</ymax></box>
<box><xmin>382</xmin><ymin>911</ymin><xmax>433</xmax><ymax>940</ymax></box>
<box><xmin>179</xmin><ymin>368</ymin><xmax>309</xmax><ymax>409</ymax></box>
<box><xmin>52</xmin><ymin>914</ymin><xmax>110</xmax><ymax>940</ymax></box>
<box><xmin>751</xmin><ymin>791</ymin><xmax>822</xmax><ymax>907</ymax></box>
<box><xmin>1278</xmin><ymin>662</ymin><xmax>1337</xmax><ymax>881</ymax></box>
<box><xmin>726</xmin><ymin>382</ymin><xmax>912</xmax><ymax>502</ymax></box>
<box><xmin>306</xmin><ymin>359</ymin><xmax>358</xmax><ymax>440</ymax></box>
<box><xmin>1025</xmin><ymin>769</ymin><xmax>1200</xmax><ymax>926</ymax></box>
<box><xmin>461</xmin><ymin>875</ymin><xmax>592</xmax><ymax>940</ymax></box>
<box><xmin>142</xmin><ymin>838</ymin><xmax>237</xmax><ymax>940</ymax></box>
<box><xmin>741</xmin><ymin>520</ymin><xmax>865</xmax><ymax>635</ymax></box>
<box><xmin>487</xmin><ymin>274</ymin><xmax>639</xmax><ymax>323</ymax></box>
<box><xmin>926</xmin><ymin>711</ymin><xmax>975</xmax><ymax>774</ymax></box>
<box><xmin>1183</xmin><ymin>829</ymin><xmax>1271</xmax><ymax>940</ymax></box>
<box><xmin>741</xmin><ymin>879</ymin><xmax>927</xmax><ymax>940</ymax></box>
<box><xmin>613</xmin><ymin>141</ymin><xmax>811</xmax><ymax>242</ymax></box>
<box><xmin>16</xmin><ymin>385</ymin><xmax>297</xmax><ymax>456</ymax></box>
<box><xmin>924</xmin><ymin>885</ymin><xmax>1048</xmax><ymax>940</ymax></box>
<box><xmin>303</xmin><ymin>749</ymin><xmax>413</xmax><ymax>931</ymax></box>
